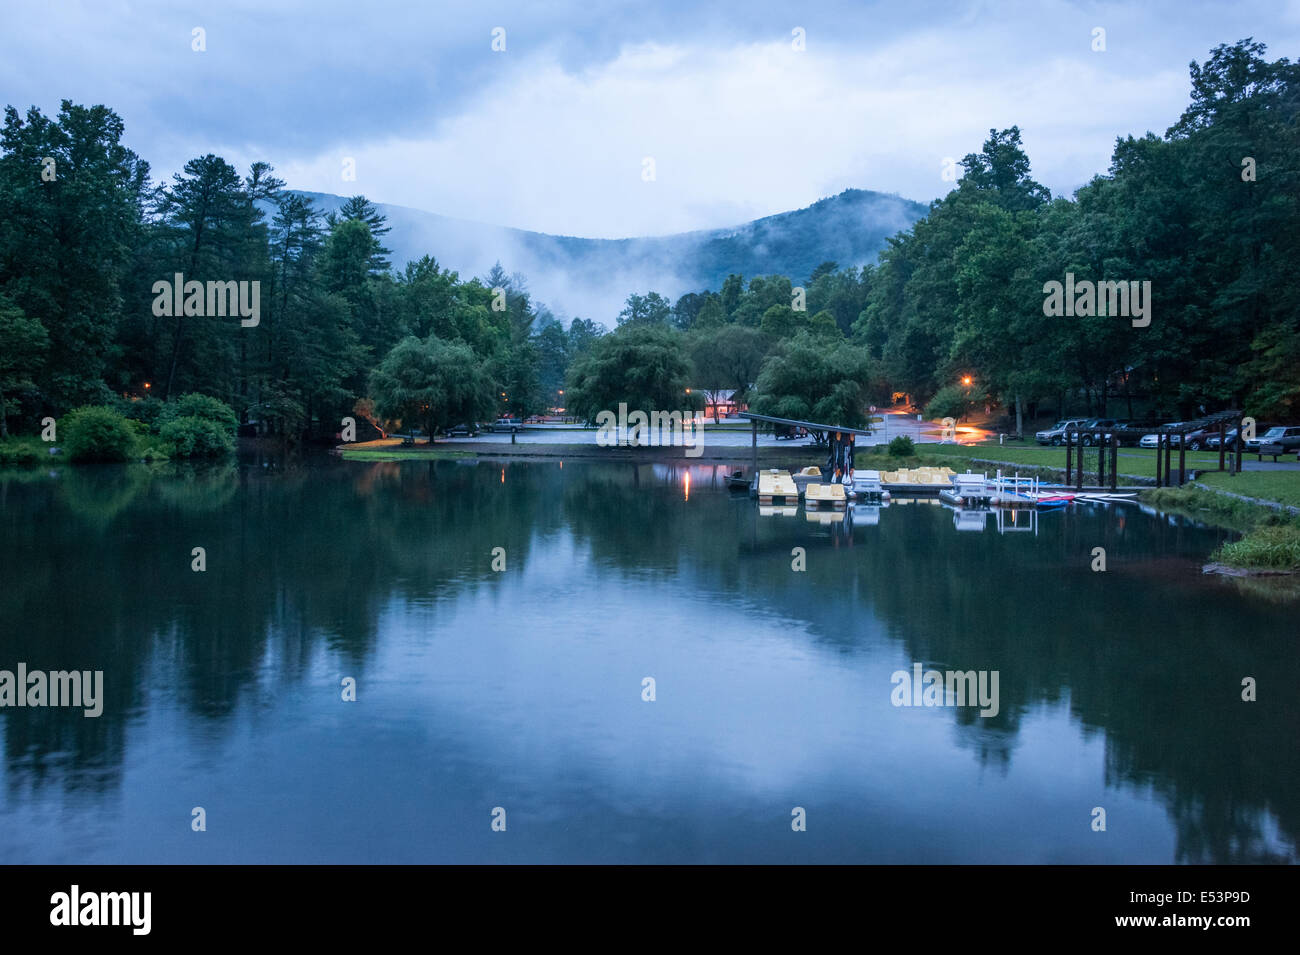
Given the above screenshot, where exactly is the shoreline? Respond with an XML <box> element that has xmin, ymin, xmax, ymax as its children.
<box><xmin>334</xmin><ymin>439</ymin><xmax>826</xmax><ymax>465</ymax></box>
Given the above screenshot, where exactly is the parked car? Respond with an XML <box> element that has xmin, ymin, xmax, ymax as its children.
<box><xmin>489</xmin><ymin>417</ymin><xmax>522</xmax><ymax>434</ymax></box>
<box><xmin>445</xmin><ymin>423</ymin><xmax>478</xmax><ymax>437</ymax></box>
<box><xmin>1204</xmin><ymin>428</ymin><xmax>1239</xmax><ymax>450</ymax></box>
<box><xmin>1139</xmin><ymin>423</ymin><xmax>1185</xmax><ymax>449</ymax></box>
<box><xmin>1246</xmin><ymin>425</ymin><xmax>1300</xmax><ymax>452</ymax></box>
<box><xmin>1035</xmin><ymin>418</ymin><xmax>1090</xmax><ymax>446</ymax></box>
<box><xmin>1101</xmin><ymin>421</ymin><xmax>1144</xmax><ymax>446</ymax></box>
<box><xmin>1079</xmin><ymin>418</ymin><xmax>1123</xmax><ymax>446</ymax></box>
<box><xmin>1176</xmin><ymin>425</ymin><xmax>1219</xmax><ymax>451</ymax></box>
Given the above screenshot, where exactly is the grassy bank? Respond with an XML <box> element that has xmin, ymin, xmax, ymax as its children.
<box><xmin>1196</xmin><ymin>470</ymin><xmax>1300</xmax><ymax>509</ymax></box>
<box><xmin>0</xmin><ymin>435</ymin><xmax>47</xmax><ymax>467</ymax></box>
<box><xmin>1141</xmin><ymin>484</ymin><xmax>1300</xmax><ymax>572</ymax></box>
<box><xmin>922</xmin><ymin>441</ymin><xmax>1230</xmax><ymax>480</ymax></box>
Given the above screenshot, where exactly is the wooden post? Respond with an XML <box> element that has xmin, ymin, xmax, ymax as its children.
<box><xmin>1218</xmin><ymin>420</ymin><xmax>1226</xmax><ymax>472</ymax></box>
<box><xmin>1155</xmin><ymin>434</ymin><xmax>1163</xmax><ymax>487</ymax></box>
<box><xmin>1178</xmin><ymin>430</ymin><xmax>1187</xmax><ymax>486</ymax></box>
<box><xmin>1234</xmin><ymin>416</ymin><xmax>1243</xmax><ymax>476</ymax></box>
<box><xmin>1098</xmin><ymin>431</ymin><xmax>1106</xmax><ymax>488</ymax></box>
<box><xmin>1110</xmin><ymin>434</ymin><xmax>1118</xmax><ymax>491</ymax></box>
<box><xmin>751</xmin><ymin>419</ymin><xmax>758</xmax><ymax>475</ymax></box>
<box><xmin>1075</xmin><ymin>430</ymin><xmax>1084</xmax><ymax>491</ymax></box>
<box><xmin>1164</xmin><ymin>432</ymin><xmax>1172</xmax><ymax>487</ymax></box>
<box><xmin>1065</xmin><ymin>430</ymin><xmax>1073</xmax><ymax>485</ymax></box>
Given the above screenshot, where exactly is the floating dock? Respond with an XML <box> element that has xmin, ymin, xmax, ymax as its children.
<box><xmin>878</xmin><ymin>466</ymin><xmax>957</xmax><ymax>494</ymax></box>
<box><xmin>804</xmin><ymin>482</ymin><xmax>848</xmax><ymax>509</ymax></box>
<box><xmin>755</xmin><ymin>469</ymin><xmax>798</xmax><ymax>504</ymax></box>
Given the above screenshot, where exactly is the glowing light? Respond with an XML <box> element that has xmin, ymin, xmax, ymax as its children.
<box><xmin>143</xmin><ymin>382</ymin><xmax>151</xmax><ymax>389</ymax></box>
<box><xmin>683</xmin><ymin>471</ymin><xmax>691</xmax><ymax>502</ymax></box>
<box><xmin>961</xmin><ymin>376</ymin><xmax>972</xmax><ymax>386</ymax></box>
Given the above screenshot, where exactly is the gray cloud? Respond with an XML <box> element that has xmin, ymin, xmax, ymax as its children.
<box><xmin>3</xmin><ymin>0</ymin><xmax>1296</xmax><ymax>237</ymax></box>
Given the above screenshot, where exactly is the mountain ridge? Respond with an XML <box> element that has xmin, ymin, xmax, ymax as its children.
<box><xmin>291</xmin><ymin>187</ymin><xmax>929</xmax><ymax>322</ymax></box>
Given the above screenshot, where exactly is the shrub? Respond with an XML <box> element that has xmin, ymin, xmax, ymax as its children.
<box><xmin>61</xmin><ymin>406</ymin><xmax>137</xmax><ymax>462</ymax></box>
<box><xmin>0</xmin><ymin>437</ymin><xmax>42</xmax><ymax>467</ymax></box>
<box><xmin>923</xmin><ymin>385</ymin><xmax>967</xmax><ymax>421</ymax></box>
<box><xmin>1213</xmin><ymin>523</ymin><xmax>1300</xmax><ymax>570</ymax></box>
<box><xmin>113</xmin><ymin>394</ymin><xmax>167</xmax><ymax>429</ymax></box>
<box><xmin>888</xmin><ymin>435</ymin><xmax>915</xmax><ymax>457</ymax></box>
<box><xmin>159</xmin><ymin>394</ymin><xmax>239</xmax><ymax>433</ymax></box>
<box><xmin>136</xmin><ymin>443</ymin><xmax>170</xmax><ymax>463</ymax></box>
<box><xmin>159</xmin><ymin>415</ymin><xmax>235</xmax><ymax>459</ymax></box>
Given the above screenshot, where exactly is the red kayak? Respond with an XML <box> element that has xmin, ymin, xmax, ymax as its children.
<box><xmin>1033</xmin><ymin>493</ymin><xmax>1076</xmax><ymax>506</ymax></box>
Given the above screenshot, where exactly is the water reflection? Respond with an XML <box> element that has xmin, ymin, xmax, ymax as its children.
<box><xmin>0</xmin><ymin>458</ymin><xmax>1293</xmax><ymax>863</ymax></box>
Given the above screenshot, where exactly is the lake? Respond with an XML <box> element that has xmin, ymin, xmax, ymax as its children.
<box><xmin>0</xmin><ymin>456</ymin><xmax>1295</xmax><ymax>863</ymax></box>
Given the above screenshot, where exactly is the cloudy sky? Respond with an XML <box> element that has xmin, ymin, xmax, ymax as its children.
<box><xmin>4</xmin><ymin>0</ymin><xmax>1297</xmax><ymax>238</ymax></box>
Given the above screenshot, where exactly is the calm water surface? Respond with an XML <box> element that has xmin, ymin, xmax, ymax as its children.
<box><xmin>0</xmin><ymin>456</ymin><xmax>1295</xmax><ymax>863</ymax></box>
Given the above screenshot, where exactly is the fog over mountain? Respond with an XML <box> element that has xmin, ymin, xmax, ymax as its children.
<box><xmin>294</xmin><ymin>188</ymin><xmax>928</xmax><ymax>324</ymax></box>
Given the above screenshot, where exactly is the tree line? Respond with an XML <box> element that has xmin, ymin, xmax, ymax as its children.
<box><xmin>1</xmin><ymin>39</ymin><xmax>1296</xmax><ymax>444</ymax></box>
<box><xmin>575</xmin><ymin>39</ymin><xmax>1300</xmax><ymax>433</ymax></box>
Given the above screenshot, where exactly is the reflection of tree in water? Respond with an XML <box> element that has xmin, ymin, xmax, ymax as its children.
<box><xmin>0</xmin><ymin>457</ymin><xmax>566</xmax><ymax>788</ymax></box>
<box><xmin>151</xmin><ymin>462</ymin><xmax>239</xmax><ymax>512</ymax></box>
<box><xmin>55</xmin><ymin>464</ymin><xmax>154</xmax><ymax>528</ymax></box>
<box><xmin>0</xmin><ymin>460</ymin><xmax>1295</xmax><ymax>861</ymax></box>
<box><xmin>558</xmin><ymin>481</ymin><xmax>1297</xmax><ymax>861</ymax></box>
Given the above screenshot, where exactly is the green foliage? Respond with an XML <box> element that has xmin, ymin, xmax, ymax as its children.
<box><xmin>0</xmin><ymin>294</ymin><xmax>48</xmax><ymax>437</ymax></box>
<box><xmin>565</xmin><ymin>324</ymin><xmax>692</xmax><ymax>421</ymax></box>
<box><xmin>159</xmin><ymin>393</ymin><xmax>238</xmax><ymax>433</ymax></box>
<box><xmin>924</xmin><ymin>385</ymin><xmax>969</xmax><ymax>420</ymax></box>
<box><xmin>159</xmin><ymin>415</ymin><xmax>233</xmax><ymax>458</ymax></box>
<box><xmin>494</xmin><ymin>340</ymin><xmax>543</xmax><ymax>418</ymax></box>
<box><xmin>749</xmin><ymin>334</ymin><xmax>872</xmax><ymax>428</ymax></box>
<box><xmin>688</xmin><ymin>323</ymin><xmax>767</xmax><ymax>409</ymax></box>
<box><xmin>616</xmin><ymin>291</ymin><xmax>672</xmax><ymax>327</ymax></box>
<box><xmin>888</xmin><ymin>435</ymin><xmax>915</xmax><ymax>457</ymax></box>
<box><xmin>369</xmin><ymin>335</ymin><xmax>496</xmax><ymax>436</ymax></box>
<box><xmin>113</xmin><ymin>395</ymin><xmax>167</xmax><ymax>428</ymax></box>
<box><xmin>0</xmin><ymin>102</ymin><xmax>148</xmax><ymax>408</ymax></box>
<box><xmin>760</xmin><ymin>304</ymin><xmax>802</xmax><ymax>339</ymax></box>
<box><xmin>61</xmin><ymin>406</ymin><xmax>137</xmax><ymax>462</ymax></box>
<box><xmin>1213</xmin><ymin>524</ymin><xmax>1300</xmax><ymax>571</ymax></box>
<box><xmin>0</xmin><ymin>436</ymin><xmax>43</xmax><ymax>467</ymax></box>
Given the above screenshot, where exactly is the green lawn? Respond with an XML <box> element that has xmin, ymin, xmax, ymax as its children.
<box><xmin>920</xmin><ymin>442</ymin><xmax>1228</xmax><ymax>479</ymax></box>
<box><xmin>339</xmin><ymin>447</ymin><xmax>476</xmax><ymax>461</ymax></box>
<box><xmin>1198</xmin><ymin>470</ymin><xmax>1300</xmax><ymax>509</ymax></box>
